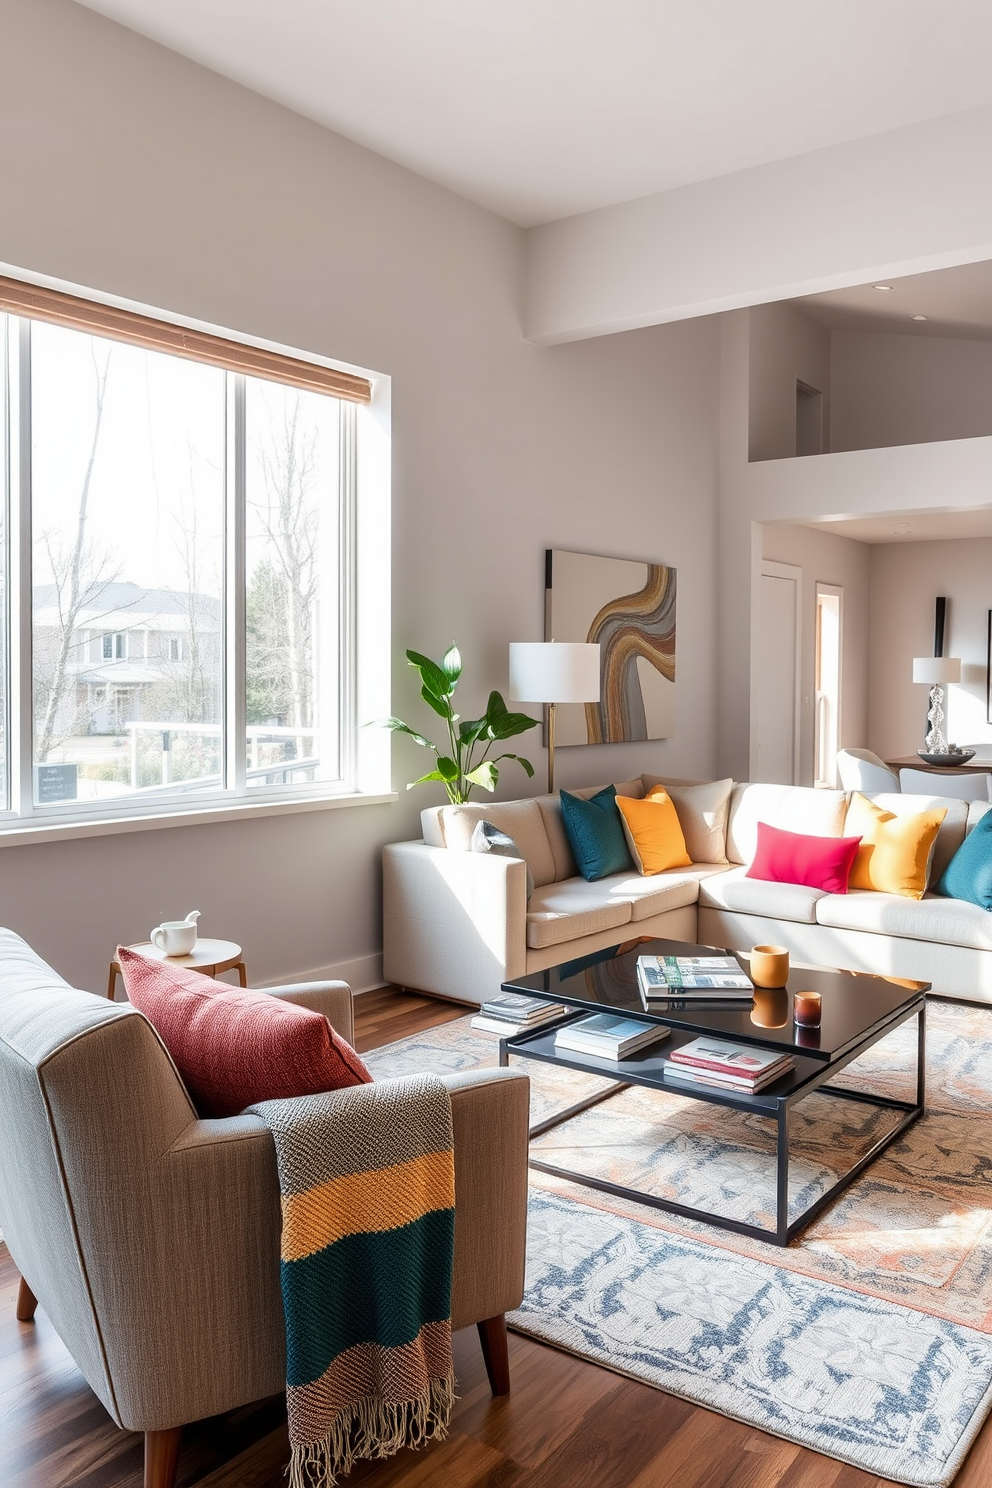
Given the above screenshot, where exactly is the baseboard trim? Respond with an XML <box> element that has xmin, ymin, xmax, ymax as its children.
<box><xmin>256</xmin><ymin>952</ymin><xmax>384</xmax><ymax>995</ymax></box>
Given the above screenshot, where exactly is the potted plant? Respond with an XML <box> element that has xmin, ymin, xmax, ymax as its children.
<box><xmin>378</xmin><ymin>646</ymin><xmax>539</xmax><ymax>804</ymax></box>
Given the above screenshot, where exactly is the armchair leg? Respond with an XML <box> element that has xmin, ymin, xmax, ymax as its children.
<box><xmin>144</xmin><ymin>1427</ymin><xmax>182</xmax><ymax>1488</ymax></box>
<box><xmin>15</xmin><ymin>1276</ymin><xmax>37</xmax><ymax>1322</ymax></box>
<box><xmin>477</xmin><ymin>1314</ymin><xmax>510</xmax><ymax>1396</ymax></box>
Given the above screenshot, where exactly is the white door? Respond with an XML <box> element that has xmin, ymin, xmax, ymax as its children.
<box><xmin>753</xmin><ymin>566</ymin><xmax>800</xmax><ymax>784</ymax></box>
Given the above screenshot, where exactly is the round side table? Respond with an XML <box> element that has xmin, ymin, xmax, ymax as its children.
<box><xmin>108</xmin><ymin>938</ymin><xmax>247</xmax><ymax>1000</ymax></box>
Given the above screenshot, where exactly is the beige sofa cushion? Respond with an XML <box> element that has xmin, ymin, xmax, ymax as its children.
<box><xmin>969</xmin><ymin>799</ymin><xmax>992</xmax><ymax>833</ymax></box>
<box><xmin>526</xmin><ymin>879</ymin><xmax>632</xmax><ymax>949</ymax></box>
<box><xmin>642</xmin><ymin>775</ymin><xmax>732</xmax><ymax>864</ymax></box>
<box><xmin>534</xmin><ymin>781</ymin><xmax>645</xmax><ymax>883</ymax></box>
<box><xmin>860</xmin><ymin>792</ymin><xmax>968</xmax><ymax>885</ymax></box>
<box><xmin>815</xmin><ymin>889</ymin><xmax>992</xmax><ymax>953</ymax></box>
<box><xmin>726</xmin><ymin>785</ymin><xmax>848</xmax><ymax>865</ymax></box>
<box><xmin>698</xmin><ymin>865</ymin><xmax>827</xmax><ymax>924</ymax></box>
<box><xmin>441</xmin><ymin>801</ymin><xmax>557</xmax><ymax>887</ymax></box>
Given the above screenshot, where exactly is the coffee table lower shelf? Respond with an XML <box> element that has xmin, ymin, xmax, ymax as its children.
<box><xmin>499</xmin><ymin>1003</ymin><xmax>926</xmax><ymax>1247</ymax></box>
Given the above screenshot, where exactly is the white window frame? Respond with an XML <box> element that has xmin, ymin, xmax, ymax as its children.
<box><xmin>0</xmin><ymin>296</ymin><xmax>393</xmax><ymax>843</ymax></box>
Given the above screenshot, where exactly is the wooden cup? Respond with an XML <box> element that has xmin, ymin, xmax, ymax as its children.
<box><xmin>749</xmin><ymin>944</ymin><xmax>790</xmax><ymax>988</ymax></box>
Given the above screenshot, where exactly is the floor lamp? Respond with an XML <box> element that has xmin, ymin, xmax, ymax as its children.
<box><xmin>508</xmin><ymin>642</ymin><xmax>601</xmax><ymax>794</ymax></box>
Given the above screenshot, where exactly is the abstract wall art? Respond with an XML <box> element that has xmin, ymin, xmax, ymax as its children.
<box><xmin>545</xmin><ymin>548</ymin><xmax>676</xmax><ymax>746</ymax></box>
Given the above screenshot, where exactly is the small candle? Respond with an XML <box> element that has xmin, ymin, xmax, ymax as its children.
<box><xmin>793</xmin><ymin>990</ymin><xmax>822</xmax><ymax>1027</ymax></box>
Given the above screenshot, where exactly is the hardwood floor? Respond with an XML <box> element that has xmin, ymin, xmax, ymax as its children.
<box><xmin>3</xmin><ymin>987</ymin><xmax>990</xmax><ymax>1488</ymax></box>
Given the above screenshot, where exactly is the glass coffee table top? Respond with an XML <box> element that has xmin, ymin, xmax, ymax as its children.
<box><xmin>504</xmin><ymin>936</ymin><xmax>929</xmax><ymax>1063</ymax></box>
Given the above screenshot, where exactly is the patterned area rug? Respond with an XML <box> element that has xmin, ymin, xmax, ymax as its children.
<box><xmin>365</xmin><ymin>1000</ymin><xmax>992</xmax><ymax>1486</ymax></box>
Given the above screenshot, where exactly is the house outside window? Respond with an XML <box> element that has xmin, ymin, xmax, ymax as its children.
<box><xmin>102</xmin><ymin>632</ymin><xmax>128</xmax><ymax>661</ymax></box>
<box><xmin>0</xmin><ymin>278</ymin><xmax>389</xmax><ymax>829</ymax></box>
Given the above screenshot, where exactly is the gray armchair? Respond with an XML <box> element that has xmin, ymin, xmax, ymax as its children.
<box><xmin>0</xmin><ymin>929</ymin><xmax>530</xmax><ymax>1488</ymax></box>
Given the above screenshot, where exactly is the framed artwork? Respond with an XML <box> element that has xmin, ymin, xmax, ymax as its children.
<box><xmin>545</xmin><ymin>548</ymin><xmax>676</xmax><ymax>746</ymax></box>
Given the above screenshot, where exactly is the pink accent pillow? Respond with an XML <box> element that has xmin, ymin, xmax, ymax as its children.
<box><xmin>117</xmin><ymin>947</ymin><xmax>372</xmax><ymax>1118</ymax></box>
<box><xmin>746</xmin><ymin>821</ymin><xmax>862</xmax><ymax>894</ymax></box>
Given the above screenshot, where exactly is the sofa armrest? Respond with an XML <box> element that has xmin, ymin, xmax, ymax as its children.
<box><xmin>439</xmin><ymin>1068</ymin><xmax>531</xmax><ymax>1331</ymax></box>
<box><xmin>264</xmin><ymin>981</ymin><xmax>355</xmax><ymax>1044</ymax></box>
<box><xmin>383</xmin><ymin>839</ymin><xmax>528</xmax><ymax>1004</ymax></box>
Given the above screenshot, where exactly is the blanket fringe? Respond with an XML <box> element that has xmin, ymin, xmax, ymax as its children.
<box><xmin>287</xmin><ymin>1371</ymin><xmax>457</xmax><ymax>1488</ymax></box>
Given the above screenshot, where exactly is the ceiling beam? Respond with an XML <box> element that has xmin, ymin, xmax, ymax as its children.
<box><xmin>524</xmin><ymin>105</ymin><xmax>992</xmax><ymax>345</ymax></box>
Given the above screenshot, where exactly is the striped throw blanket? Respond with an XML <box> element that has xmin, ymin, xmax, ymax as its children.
<box><xmin>250</xmin><ymin>1074</ymin><xmax>456</xmax><ymax>1487</ymax></box>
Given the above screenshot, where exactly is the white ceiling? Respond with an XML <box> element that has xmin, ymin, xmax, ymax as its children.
<box><xmin>794</xmin><ymin>259</ymin><xmax>992</xmax><ymax>341</ymax></box>
<box><xmin>800</xmin><ymin>508</ymin><xmax>992</xmax><ymax>544</ymax></box>
<box><xmin>75</xmin><ymin>0</ymin><xmax>992</xmax><ymax>227</ymax></box>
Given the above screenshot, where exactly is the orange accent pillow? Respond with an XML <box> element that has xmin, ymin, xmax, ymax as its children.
<box><xmin>118</xmin><ymin>947</ymin><xmax>372</xmax><ymax>1117</ymax></box>
<box><xmin>844</xmin><ymin>793</ymin><xmax>947</xmax><ymax>900</ymax></box>
<box><xmin>616</xmin><ymin>787</ymin><xmax>692</xmax><ymax>875</ymax></box>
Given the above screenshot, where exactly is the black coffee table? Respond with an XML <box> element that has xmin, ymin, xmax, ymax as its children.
<box><xmin>499</xmin><ymin>937</ymin><xmax>928</xmax><ymax>1246</ymax></box>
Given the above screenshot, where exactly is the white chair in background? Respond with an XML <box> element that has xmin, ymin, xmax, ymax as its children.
<box><xmin>836</xmin><ymin>749</ymin><xmax>900</xmax><ymax>794</ymax></box>
<box><xmin>899</xmin><ymin>767</ymin><xmax>992</xmax><ymax>802</ymax></box>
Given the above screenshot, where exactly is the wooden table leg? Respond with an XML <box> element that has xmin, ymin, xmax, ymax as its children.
<box><xmin>477</xmin><ymin>1314</ymin><xmax>510</xmax><ymax>1396</ymax></box>
<box><xmin>16</xmin><ymin>1276</ymin><xmax>37</xmax><ymax>1322</ymax></box>
<box><xmin>236</xmin><ymin>961</ymin><xmax>248</xmax><ymax>987</ymax></box>
<box><xmin>107</xmin><ymin>962</ymin><xmax>120</xmax><ymax>1000</ymax></box>
<box><xmin>144</xmin><ymin>1427</ymin><xmax>182</xmax><ymax>1488</ymax></box>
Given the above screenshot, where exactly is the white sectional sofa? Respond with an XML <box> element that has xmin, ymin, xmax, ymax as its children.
<box><xmin>382</xmin><ymin>776</ymin><xmax>992</xmax><ymax>1006</ymax></box>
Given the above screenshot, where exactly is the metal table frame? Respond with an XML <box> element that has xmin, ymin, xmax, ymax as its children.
<box><xmin>499</xmin><ymin>997</ymin><xmax>926</xmax><ymax>1246</ymax></box>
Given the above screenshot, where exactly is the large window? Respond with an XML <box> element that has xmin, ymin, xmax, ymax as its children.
<box><xmin>0</xmin><ymin>282</ymin><xmax>382</xmax><ymax>828</ymax></box>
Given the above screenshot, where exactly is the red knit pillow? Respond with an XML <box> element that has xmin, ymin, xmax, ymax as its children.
<box><xmin>117</xmin><ymin>947</ymin><xmax>372</xmax><ymax>1117</ymax></box>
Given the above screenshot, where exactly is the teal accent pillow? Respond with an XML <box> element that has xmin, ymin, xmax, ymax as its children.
<box><xmin>935</xmin><ymin>810</ymin><xmax>992</xmax><ymax>909</ymax></box>
<box><xmin>559</xmin><ymin>786</ymin><xmax>633</xmax><ymax>881</ymax></box>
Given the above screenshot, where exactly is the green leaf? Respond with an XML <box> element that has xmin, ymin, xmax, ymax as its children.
<box><xmin>421</xmin><ymin>684</ymin><xmax>453</xmax><ymax>719</ymax></box>
<box><xmin>486</xmin><ymin>706</ymin><xmax>540</xmax><ymax>741</ymax></box>
<box><xmin>458</xmin><ymin>715</ymin><xmax>488</xmax><ymax>747</ymax></box>
<box><xmin>406</xmin><ymin>650</ymin><xmax>450</xmax><ymax>701</ymax></box>
<box><xmin>374</xmin><ymin>716</ymin><xmax>433</xmax><ymax>748</ymax></box>
<box><xmin>491</xmin><ymin>752</ymin><xmax>535</xmax><ymax>777</ymax></box>
<box><xmin>407</xmin><ymin>770</ymin><xmax>449</xmax><ymax>788</ymax></box>
<box><xmin>435</xmin><ymin>756</ymin><xmax>459</xmax><ymax>781</ymax></box>
<box><xmin>465</xmin><ymin>761</ymin><xmax>498</xmax><ymax>791</ymax></box>
<box><xmin>441</xmin><ymin>644</ymin><xmax>462</xmax><ymax>684</ymax></box>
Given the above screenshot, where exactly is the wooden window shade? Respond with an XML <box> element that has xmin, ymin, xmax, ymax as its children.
<box><xmin>0</xmin><ymin>275</ymin><xmax>372</xmax><ymax>405</ymax></box>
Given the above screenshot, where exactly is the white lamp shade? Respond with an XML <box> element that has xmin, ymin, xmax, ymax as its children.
<box><xmin>509</xmin><ymin>642</ymin><xmax>601</xmax><ymax>704</ymax></box>
<box><xmin>913</xmin><ymin>656</ymin><xmax>961</xmax><ymax>685</ymax></box>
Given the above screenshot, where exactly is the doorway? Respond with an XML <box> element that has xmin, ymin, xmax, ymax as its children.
<box><xmin>796</xmin><ymin>380</ymin><xmax>824</xmax><ymax>457</ymax></box>
<box><xmin>814</xmin><ymin>585</ymin><xmax>843</xmax><ymax>788</ymax></box>
<box><xmin>752</xmin><ymin>562</ymin><xmax>801</xmax><ymax>784</ymax></box>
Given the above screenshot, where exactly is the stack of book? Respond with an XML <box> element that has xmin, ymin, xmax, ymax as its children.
<box><xmin>663</xmin><ymin>1036</ymin><xmax>794</xmax><ymax>1093</ymax></box>
<box><xmin>637</xmin><ymin>953</ymin><xmax>753</xmax><ymax>999</ymax></box>
<box><xmin>554</xmin><ymin>1012</ymin><xmax>670</xmax><ymax>1061</ymax></box>
<box><xmin>470</xmin><ymin>992</ymin><xmax>567</xmax><ymax>1036</ymax></box>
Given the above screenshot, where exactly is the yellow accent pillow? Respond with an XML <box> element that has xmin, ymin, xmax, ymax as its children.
<box><xmin>844</xmin><ymin>793</ymin><xmax>947</xmax><ymax>899</ymax></box>
<box><xmin>616</xmin><ymin>787</ymin><xmax>692</xmax><ymax>875</ymax></box>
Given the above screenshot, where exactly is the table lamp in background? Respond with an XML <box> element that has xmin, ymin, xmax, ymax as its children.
<box><xmin>912</xmin><ymin>655</ymin><xmax>961</xmax><ymax>755</ymax></box>
<box><xmin>509</xmin><ymin>641</ymin><xmax>601</xmax><ymax>794</ymax></box>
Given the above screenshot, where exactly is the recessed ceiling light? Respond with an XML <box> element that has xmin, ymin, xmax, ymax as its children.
<box><xmin>894</xmin><ymin>523</ymin><xmax>912</xmax><ymax>535</ymax></box>
<box><xmin>872</xmin><ymin>284</ymin><xmax>894</xmax><ymax>292</ymax></box>
<box><xmin>910</xmin><ymin>314</ymin><xmax>928</xmax><ymax>321</ymax></box>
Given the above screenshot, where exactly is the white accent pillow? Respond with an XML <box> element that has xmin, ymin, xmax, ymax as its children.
<box><xmin>640</xmin><ymin>775</ymin><xmax>733</xmax><ymax>864</ymax></box>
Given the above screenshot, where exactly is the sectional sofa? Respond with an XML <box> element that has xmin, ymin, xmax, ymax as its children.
<box><xmin>382</xmin><ymin>776</ymin><xmax>992</xmax><ymax>1005</ymax></box>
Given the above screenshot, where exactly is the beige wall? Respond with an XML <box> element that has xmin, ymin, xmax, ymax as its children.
<box><xmin>0</xmin><ymin>0</ymin><xmax>721</xmax><ymax>994</ymax></box>
<box><xmin>747</xmin><ymin>302</ymin><xmax>831</xmax><ymax>462</ymax></box>
<box><xmin>868</xmin><ymin>538</ymin><xmax>992</xmax><ymax>760</ymax></box>
<box><xmin>831</xmin><ymin>331</ymin><xmax>992</xmax><ymax>452</ymax></box>
<box><xmin>759</xmin><ymin>523</ymin><xmax>871</xmax><ymax>784</ymax></box>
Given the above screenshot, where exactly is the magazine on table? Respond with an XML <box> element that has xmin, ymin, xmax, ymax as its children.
<box><xmin>669</xmin><ymin>1036</ymin><xmax>792</xmax><ymax>1076</ymax></box>
<box><xmin>554</xmin><ymin>1012</ymin><xmax>670</xmax><ymax>1059</ymax></box>
<box><xmin>663</xmin><ymin>1060</ymin><xmax>793</xmax><ymax>1093</ymax></box>
<box><xmin>637</xmin><ymin>954</ymin><xmax>753</xmax><ymax>997</ymax></box>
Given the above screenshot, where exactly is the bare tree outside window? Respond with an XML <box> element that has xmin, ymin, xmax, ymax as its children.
<box><xmin>245</xmin><ymin>381</ymin><xmax>339</xmax><ymax>786</ymax></box>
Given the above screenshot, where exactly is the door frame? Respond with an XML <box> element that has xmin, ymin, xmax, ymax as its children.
<box><xmin>814</xmin><ymin>582</ymin><xmax>844</xmax><ymax>788</ymax></box>
<box><xmin>750</xmin><ymin>560</ymin><xmax>802</xmax><ymax>784</ymax></box>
